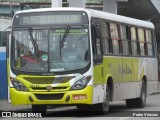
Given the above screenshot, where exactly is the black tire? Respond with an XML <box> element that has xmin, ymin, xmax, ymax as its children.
<box><xmin>126</xmin><ymin>99</ymin><xmax>136</xmax><ymax>108</ymax></box>
<box><xmin>126</xmin><ymin>80</ymin><xmax>147</xmax><ymax>108</ymax></box>
<box><xmin>135</xmin><ymin>80</ymin><xmax>147</xmax><ymax>108</ymax></box>
<box><xmin>95</xmin><ymin>85</ymin><xmax>110</xmax><ymax>114</ymax></box>
<box><xmin>32</xmin><ymin>105</ymin><xmax>47</xmax><ymax>116</ymax></box>
<box><xmin>77</xmin><ymin>85</ymin><xmax>109</xmax><ymax>114</ymax></box>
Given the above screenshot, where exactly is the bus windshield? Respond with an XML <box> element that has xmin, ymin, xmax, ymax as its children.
<box><xmin>11</xmin><ymin>27</ymin><xmax>90</xmax><ymax>73</ymax></box>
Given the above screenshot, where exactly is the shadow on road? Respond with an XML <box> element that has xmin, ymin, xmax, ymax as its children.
<box><xmin>45</xmin><ymin>103</ymin><xmax>134</xmax><ymax>117</ymax></box>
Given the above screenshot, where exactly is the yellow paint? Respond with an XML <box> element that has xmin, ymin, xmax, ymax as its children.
<box><xmin>94</xmin><ymin>57</ymin><xmax>123</xmax><ymax>84</ymax></box>
<box><xmin>10</xmin><ymin>86</ymin><xmax>93</xmax><ymax>105</ymax></box>
<box><xmin>131</xmin><ymin>58</ymin><xmax>139</xmax><ymax>82</ymax></box>
<box><xmin>123</xmin><ymin>58</ymin><xmax>132</xmax><ymax>83</ymax></box>
<box><xmin>94</xmin><ymin>56</ymin><xmax>143</xmax><ymax>85</ymax></box>
<box><xmin>10</xmin><ymin>88</ymin><xmax>28</xmax><ymax>105</ymax></box>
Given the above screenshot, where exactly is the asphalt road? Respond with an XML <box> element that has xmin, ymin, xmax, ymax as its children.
<box><xmin>2</xmin><ymin>93</ymin><xmax>160</xmax><ymax>120</ymax></box>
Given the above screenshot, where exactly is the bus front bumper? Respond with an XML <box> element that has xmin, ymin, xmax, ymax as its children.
<box><xmin>10</xmin><ymin>86</ymin><xmax>93</xmax><ymax>106</ymax></box>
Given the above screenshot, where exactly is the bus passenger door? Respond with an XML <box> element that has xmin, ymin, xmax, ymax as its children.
<box><xmin>91</xmin><ymin>20</ymin><xmax>104</xmax><ymax>85</ymax></box>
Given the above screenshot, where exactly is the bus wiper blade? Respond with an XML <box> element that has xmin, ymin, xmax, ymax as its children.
<box><xmin>60</xmin><ymin>26</ymin><xmax>71</xmax><ymax>48</ymax></box>
<box><xmin>28</xmin><ymin>27</ymin><xmax>38</xmax><ymax>59</ymax></box>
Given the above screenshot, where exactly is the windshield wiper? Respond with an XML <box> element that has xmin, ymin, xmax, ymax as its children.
<box><xmin>60</xmin><ymin>26</ymin><xmax>71</xmax><ymax>48</ymax></box>
<box><xmin>28</xmin><ymin>27</ymin><xmax>38</xmax><ymax>59</ymax></box>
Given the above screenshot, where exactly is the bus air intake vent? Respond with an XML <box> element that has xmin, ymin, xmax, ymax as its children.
<box><xmin>34</xmin><ymin>93</ymin><xmax>64</xmax><ymax>100</ymax></box>
<box><xmin>32</xmin><ymin>87</ymin><xmax>68</xmax><ymax>91</ymax></box>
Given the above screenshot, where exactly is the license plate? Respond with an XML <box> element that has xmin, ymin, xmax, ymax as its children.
<box><xmin>73</xmin><ymin>94</ymin><xmax>87</xmax><ymax>100</ymax></box>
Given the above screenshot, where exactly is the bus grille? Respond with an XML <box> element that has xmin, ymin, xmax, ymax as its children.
<box><xmin>34</xmin><ymin>93</ymin><xmax>64</xmax><ymax>100</ymax></box>
<box><xmin>32</xmin><ymin>87</ymin><xmax>68</xmax><ymax>91</ymax></box>
<box><xmin>23</xmin><ymin>76</ymin><xmax>74</xmax><ymax>84</ymax></box>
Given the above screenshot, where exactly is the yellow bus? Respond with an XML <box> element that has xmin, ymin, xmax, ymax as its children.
<box><xmin>7</xmin><ymin>8</ymin><xmax>158</xmax><ymax>114</ymax></box>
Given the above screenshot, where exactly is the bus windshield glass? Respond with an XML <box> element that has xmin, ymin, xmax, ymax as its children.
<box><xmin>11</xmin><ymin>11</ymin><xmax>90</xmax><ymax>73</ymax></box>
<box><xmin>11</xmin><ymin>11</ymin><xmax>90</xmax><ymax>74</ymax></box>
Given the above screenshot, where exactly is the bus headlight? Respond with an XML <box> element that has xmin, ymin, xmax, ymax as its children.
<box><xmin>10</xmin><ymin>77</ymin><xmax>28</xmax><ymax>91</ymax></box>
<box><xmin>70</xmin><ymin>76</ymin><xmax>92</xmax><ymax>90</ymax></box>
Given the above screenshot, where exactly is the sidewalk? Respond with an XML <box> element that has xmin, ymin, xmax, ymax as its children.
<box><xmin>0</xmin><ymin>100</ymin><xmax>31</xmax><ymax>112</ymax></box>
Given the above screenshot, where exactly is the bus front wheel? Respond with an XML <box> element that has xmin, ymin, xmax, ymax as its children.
<box><xmin>96</xmin><ymin>85</ymin><xmax>110</xmax><ymax>114</ymax></box>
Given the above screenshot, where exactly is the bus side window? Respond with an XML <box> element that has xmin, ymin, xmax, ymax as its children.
<box><xmin>101</xmin><ymin>21</ymin><xmax>111</xmax><ymax>54</ymax></box>
<box><xmin>146</xmin><ymin>30</ymin><xmax>154</xmax><ymax>56</ymax></box>
<box><xmin>120</xmin><ymin>25</ymin><xmax>129</xmax><ymax>55</ymax></box>
<box><xmin>130</xmin><ymin>27</ymin><xmax>138</xmax><ymax>56</ymax></box>
<box><xmin>110</xmin><ymin>23</ymin><xmax>120</xmax><ymax>55</ymax></box>
<box><xmin>138</xmin><ymin>28</ymin><xmax>145</xmax><ymax>56</ymax></box>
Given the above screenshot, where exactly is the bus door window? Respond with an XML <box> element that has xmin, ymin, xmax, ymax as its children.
<box><xmin>91</xmin><ymin>20</ymin><xmax>103</xmax><ymax>64</ymax></box>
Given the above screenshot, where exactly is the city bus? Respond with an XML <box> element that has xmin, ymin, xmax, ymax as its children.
<box><xmin>7</xmin><ymin>8</ymin><xmax>158</xmax><ymax>114</ymax></box>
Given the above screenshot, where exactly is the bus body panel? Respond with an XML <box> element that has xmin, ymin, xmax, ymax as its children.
<box><xmin>122</xmin><ymin>57</ymin><xmax>132</xmax><ymax>83</ymax></box>
<box><xmin>92</xmin><ymin>56</ymin><xmax>158</xmax><ymax>102</ymax></box>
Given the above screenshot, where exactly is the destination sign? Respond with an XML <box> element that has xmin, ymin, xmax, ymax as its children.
<box><xmin>19</xmin><ymin>14</ymin><xmax>82</xmax><ymax>25</ymax></box>
<box><xmin>13</xmin><ymin>11</ymin><xmax>88</xmax><ymax>27</ymax></box>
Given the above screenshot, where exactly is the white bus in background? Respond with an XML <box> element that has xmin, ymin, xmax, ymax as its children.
<box><xmin>7</xmin><ymin>8</ymin><xmax>158</xmax><ymax>114</ymax></box>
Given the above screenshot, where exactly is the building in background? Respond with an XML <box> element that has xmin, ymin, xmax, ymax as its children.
<box><xmin>86</xmin><ymin>0</ymin><xmax>102</xmax><ymax>10</ymax></box>
<box><xmin>0</xmin><ymin>0</ymin><xmax>103</xmax><ymax>17</ymax></box>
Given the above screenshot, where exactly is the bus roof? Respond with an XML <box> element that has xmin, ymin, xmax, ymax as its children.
<box><xmin>89</xmin><ymin>9</ymin><xmax>154</xmax><ymax>29</ymax></box>
<box><xmin>15</xmin><ymin>7</ymin><xmax>154</xmax><ymax>29</ymax></box>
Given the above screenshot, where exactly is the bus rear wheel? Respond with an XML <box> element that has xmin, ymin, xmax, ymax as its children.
<box><xmin>135</xmin><ymin>80</ymin><xmax>147</xmax><ymax>108</ymax></box>
<box><xmin>126</xmin><ymin>80</ymin><xmax>147</xmax><ymax>108</ymax></box>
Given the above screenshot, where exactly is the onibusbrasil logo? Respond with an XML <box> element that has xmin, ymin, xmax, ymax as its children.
<box><xmin>1</xmin><ymin>112</ymin><xmax>43</xmax><ymax>118</ymax></box>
